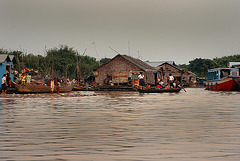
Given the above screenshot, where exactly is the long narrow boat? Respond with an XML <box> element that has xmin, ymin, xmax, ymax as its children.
<box><xmin>13</xmin><ymin>82</ymin><xmax>73</xmax><ymax>93</ymax></box>
<box><xmin>72</xmin><ymin>86</ymin><xmax>84</xmax><ymax>91</ymax></box>
<box><xmin>138</xmin><ymin>88</ymin><xmax>181</xmax><ymax>93</ymax></box>
<box><xmin>205</xmin><ymin>68</ymin><xmax>240</xmax><ymax>91</ymax></box>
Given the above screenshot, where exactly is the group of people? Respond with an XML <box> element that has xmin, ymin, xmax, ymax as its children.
<box><xmin>1</xmin><ymin>73</ymin><xmax>13</xmax><ymax>94</ymax></box>
<box><xmin>19</xmin><ymin>73</ymin><xmax>31</xmax><ymax>84</ymax></box>
<box><xmin>157</xmin><ymin>74</ymin><xmax>181</xmax><ymax>89</ymax></box>
<box><xmin>138</xmin><ymin>72</ymin><xmax>181</xmax><ymax>89</ymax></box>
<box><xmin>47</xmin><ymin>77</ymin><xmax>72</xmax><ymax>94</ymax></box>
<box><xmin>50</xmin><ymin>79</ymin><xmax>61</xmax><ymax>94</ymax></box>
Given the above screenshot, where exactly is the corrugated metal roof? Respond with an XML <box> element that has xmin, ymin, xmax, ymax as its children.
<box><xmin>0</xmin><ymin>54</ymin><xmax>9</xmax><ymax>63</ymax></box>
<box><xmin>145</xmin><ymin>61</ymin><xmax>176</xmax><ymax>67</ymax></box>
<box><xmin>9</xmin><ymin>55</ymin><xmax>15</xmax><ymax>61</ymax></box>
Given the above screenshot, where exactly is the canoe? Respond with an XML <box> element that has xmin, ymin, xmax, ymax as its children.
<box><xmin>72</xmin><ymin>86</ymin><xmax>84</xmax><ymax>91</ymax></box>
<box><xmin>13</xmin><ymin>82</ymin><xmax>73</xmax><ymax>93</ymax></box>
<box><xmin>138</xmin><ymin>88</ymin><xmax>181</xmax><ymax>93</ymax></box>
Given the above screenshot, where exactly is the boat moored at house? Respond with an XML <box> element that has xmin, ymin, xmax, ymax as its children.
<box><xmin>205</xmin><ymin>68</ymin><xmax>240</xmax><ymax>91</ymax></box>
<box><xmin>13</xmin><ymin>82</ymin><xmax>73</xmax><ymax>93</ymax></box>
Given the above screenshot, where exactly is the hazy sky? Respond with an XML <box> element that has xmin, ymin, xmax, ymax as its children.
<box><xmin>1</xmin><ymin>0</ymin><xmax>240</xmax><ymax>64</ymax></box>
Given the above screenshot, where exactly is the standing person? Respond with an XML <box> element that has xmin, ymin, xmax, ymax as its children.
<box><xmin>21</xmin><ymin>74</ymin><xmax>26</xmax><ymax>84</ymax></box>
<box><xmin>50</xmin><ymin>79</ymin><xmax>55</xmax><ymax>94</ymax></box>
<box><xmin>169</xmin><ymin>74</ymin><xmax>175</xmax><ymax>88</ymax></box>
<box><xmin>8</xmin><ymin>78</ymin><xmax>12</xmax><ymax>88</ymax></box>
<box><xmin>26</xmin><ymin>73</ymin><xmax>31</xmax><ymax>83</ymax></box>
<box><xmin>175</xmin><ymin>79</ymin><xmax>181</xmax><ymax>88</ymax></box>
<box><xmin>138</xmin><ymin>72</ymin><xmax>145</xmax><ymax>89</ymax></box>
<box><xmin>56</xmin><ymin>82</ymin><xmax>60</xmax><ymax>94</ymax></box>
<box><xmin>1</xmin><ymin>74</ymin><xmax>8</xmax><ymax>95</ymax></box>
<box><xmin>13</xmin><ymin>69</ymin><xmax>18</xmax><ymax>81</ymax></box>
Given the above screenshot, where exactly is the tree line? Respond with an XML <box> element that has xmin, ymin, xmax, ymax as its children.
<box><xmin>2</xmin><ymin>45</ymin><xmax>240</xmax><ymax>78</ymax></box>
<box><xmin>178</xmin><ymin>55</ymin><xmax>240</xmax><ymax>77</ymax></box>
<box><xmin>0</xmin><ymin>45</ymin><xmax>111</xmax><ymax>80</ymax></box>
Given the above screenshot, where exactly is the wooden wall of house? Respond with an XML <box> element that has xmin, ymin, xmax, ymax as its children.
<box><xmin>159</xmin><ymin>64</ymin><xmax>182</xmax><ymax>83</ymax></box>
<box><xmin>95</xmin><ymin>56</ymin><xmax>155</xmax><ymax>85</ymax></box>
<box><xmin>181</xmin><ymin>73</ymin><xmax>197</xmax><ymax>86</ymax></box>
<box><xmin>157</xmin><ymin>63</ymin><xmax>197</xmax><ymax>86</ymax></box>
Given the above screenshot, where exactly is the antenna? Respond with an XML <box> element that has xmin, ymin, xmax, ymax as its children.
<box><xmin>128</xmin><ymin>40</ymin><xmax>131</xmax><ymax>56</ymax></box>
<box><xmin>109</xmin><ymin>46</ymin><xmax>121</xmax><ymax>55</ymax></box>
<box><xmin>91</xmin><ymin>31</ymin><xmax>100</xmax><ymax>66</ymax></box>
<box><xmin>77</xmin><ymin>48</ymin><xmax>87</xmax><ymax>83</ymax></box>
<box><xmin>137</xmin><ymin>51</ymin><xmax>140</xmax><ymax>59</ymax></box>
<box><xmin>52</xmin><ymin>52</ymin><xmax>54</xmax><ymax>76</ymax></box>
<box><xmin>82</xmin><ymin>48</ymin><xmax>87</xmax><ymax>56</ymax></box>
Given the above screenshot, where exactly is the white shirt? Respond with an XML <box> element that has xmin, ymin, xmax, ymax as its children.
<box><xmin>138</xmin><ymin>74</ymin><xmax>144</xmax><ymax>79</ymax></box>
<box><xmin>2</xmin><ymin>76</ymin><xmax>6</xmax><ymax>84</ymax></box>
<box><xmin>169</xmin><ymin>75</ymin><xmax>174</xmax><ymax>81</ymax></box>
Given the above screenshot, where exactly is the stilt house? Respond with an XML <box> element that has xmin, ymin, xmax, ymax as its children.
<box><xmin>93</xmin><ymin>54</ymin><xmax>156</xmax><ymax>86</ymax></box>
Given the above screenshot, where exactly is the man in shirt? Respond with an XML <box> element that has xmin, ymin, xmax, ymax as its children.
<box><xmin>138</xmin><ymin>72</ymin><xmax>145</xmax><ymax>89</ymax></box>
<box><xmin>1</xmin><ymin>74</ymin><xmax>8</xmax><ymax>95</ymax></box>
<box><xmin>169</xmin><ymin>74</ymin><xmax>175</xmax><ymax>88</ymax></box>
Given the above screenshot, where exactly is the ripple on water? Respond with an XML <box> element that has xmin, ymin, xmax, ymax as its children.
<box><xmin>1</xmin><ymin>88</ymin><xmax>240</xmax><ymax>160</ymax></box>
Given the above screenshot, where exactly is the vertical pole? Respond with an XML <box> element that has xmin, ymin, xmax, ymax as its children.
<box><xmin>128</xmin><ymin>40</ymin><xmax>130</xmax><ymax>56</ymax></box>
<box><xmin>52</xmin><ymin>53</ymin><xmax>54</xmax><ymax>77</ymax></box>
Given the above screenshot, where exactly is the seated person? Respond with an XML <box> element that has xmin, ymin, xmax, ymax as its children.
<box><xmin>156</xmin><ymin>84</ymin><xmax>162</xmax><ymax>88</ymax></box>
<box><xmin>146</xmin><ymin>84</ymin><xmax>151</xmax><ymax>89</ymax></box>
<box><xmin>159</xmin><ymin>80</ymin><xmax>165</xmax><ymax>88</ymax></box>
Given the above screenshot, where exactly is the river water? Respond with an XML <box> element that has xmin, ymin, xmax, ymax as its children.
<box><xmin>0</xmin><ymin>88</ymin><xmax>240</xmax><ymax>161</ymax></box>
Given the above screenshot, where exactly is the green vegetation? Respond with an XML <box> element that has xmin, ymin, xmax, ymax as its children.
<box><xmin>2</xmin><ymin>46</ymin><xmax>240</xmax><ymax>79</ymax></box>
<box><xmin>0</xmin><ymin>45</ymin><xmax>104</xmax><ymax>80</ymax></box>
<box><xmin>177</xmin><ymin>55</ymin><xmax>240</xmax><ymax>77</ymax></box>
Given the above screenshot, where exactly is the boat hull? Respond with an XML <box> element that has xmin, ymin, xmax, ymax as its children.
<box><xmin>205</xmin><ymin>76</ymin><xmax>240</xmax><ymax>91</ymax></box>
<box><xmin>72</xmin><ymin>86</ymin><xmax>84</xmax><ymax>91</ymax></box>
<box><xmin>14</xmin><ymin>83</ymin><xmax>73</xmax><ymax>93</ymax></box>
<box><xmin>138</xmin><ymin>88</ymin><xmax>181</xmax><ymax>93</ymax></box>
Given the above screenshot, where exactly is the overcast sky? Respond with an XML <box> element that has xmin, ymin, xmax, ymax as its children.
<box><xmin>1</xmin><ymin>0</ymin><xmax>240</xmax><ymax>64</ymax></box>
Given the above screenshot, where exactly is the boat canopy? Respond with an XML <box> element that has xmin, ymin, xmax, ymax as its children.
<box><xmin>207</xmin><ymin>68</ymin><xmax>239</xmax><ymax>81</ymax></box>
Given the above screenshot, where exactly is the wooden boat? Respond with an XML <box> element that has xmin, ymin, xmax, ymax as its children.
<box><xmin>72</xmin><ymin>86</ymin><xmax>84</xmax><ymax>91</ymax></box>
<box><xmin>205</xmin><ymin>68</ymin><xmax>240</xmax><ymax>91</ymax></box>
<box><xmin>138</xmin><ymin>88</ymin><xmax>181</xmax><ymax>93</ymax></box>
<box><xmin>13</xmin><ymin>82</ymin><xmax>73</xmax><ymax>93</ymax></box>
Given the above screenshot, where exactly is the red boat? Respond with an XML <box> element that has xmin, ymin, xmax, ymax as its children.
<box><xmin>205</xmin><ymin>68</ymin><xmax>240</xmax><ymax>91</ymax></box>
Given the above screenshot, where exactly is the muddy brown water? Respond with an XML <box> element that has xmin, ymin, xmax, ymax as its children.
<box><xmin>0</xmin><ymin>88</ymin><xmax>240</xmax><ymax>161</ymax></box>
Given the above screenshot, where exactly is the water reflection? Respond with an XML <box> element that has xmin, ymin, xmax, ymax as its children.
<box><xmin>0</xmin><ymin>88</ymin><xmax>240</xmax><ymax>160</ymax></box>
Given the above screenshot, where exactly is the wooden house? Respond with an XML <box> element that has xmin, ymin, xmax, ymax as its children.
<box><xmin>0</xmin><ymin>54</ymin><xmax>15</xmax><ymax>85</ymax></box>
<box><xmin>181</xmin><ymin>71</ymin><xmax>197</xmax><ymax>86</ymax></box>
<box><xmin>157</xmin><ymin>62</ymin><xmax>197</xmax><ymax>86</ymax></box>
<box><xmin>93</xmin><ymin>54</ymin><xmax>156</xmax><ymax>86</ymax></box>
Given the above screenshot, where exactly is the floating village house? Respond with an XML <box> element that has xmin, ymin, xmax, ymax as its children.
<box><xmin>157</xmin><ymin>62</ymin><xmax>197</xmax><ymax>86</ymax></box>
<box><xmin>0</xmin><ymin>54</ymin><xmax>15</xmax><ymax>85</ymax></box>
<box><xmin>146</xmin><ymin>61</ymin><xmax>197</xmax><ymax>86</ymax></box>
<box><xmin>93</xmin><ymin>54</ymin><xmax>156</xmax><ymax>86</ymax></box>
